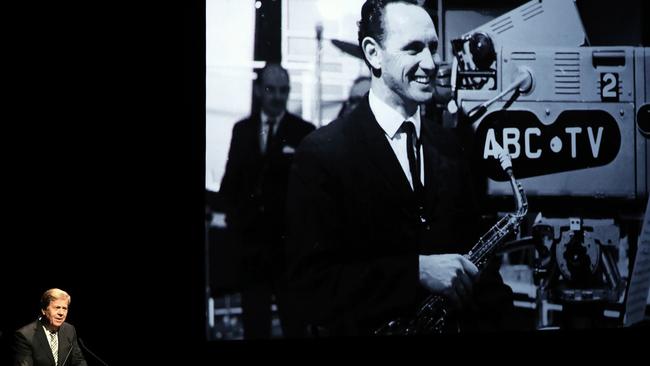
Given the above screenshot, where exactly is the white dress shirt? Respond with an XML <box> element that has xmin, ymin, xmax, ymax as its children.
<box><xmin>368</xmin><ymin>89</ymin><xmax>424</xmax><ymax>190</ymax></box>
<box><xmin>42</xmin><ymin>325</ymin><xmax>58</xmax><ymax>361</ymax></box>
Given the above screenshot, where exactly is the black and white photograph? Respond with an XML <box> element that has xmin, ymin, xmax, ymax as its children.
<box><xmin>204</xmin><ymin>0</ymin><xmax>650</xmax><ymax>343</ymax></box>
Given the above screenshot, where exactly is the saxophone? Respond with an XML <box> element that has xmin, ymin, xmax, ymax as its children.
<box><xmin>375</xmin><ymin>152</ymin><xmax>528</xmax><ymax>335</ymax></box>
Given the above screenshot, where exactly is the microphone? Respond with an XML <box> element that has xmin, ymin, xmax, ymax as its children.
<box><xmin>498</xmin><ymin>149</ymin><xmax>513</xmax><ymax>175</ymax></box>
<box><xmin>60</xmin><ymin>341</ymin><xmax>74</xmax><ymax>366</ymax></box>
<box><xmin>78</xmin><ymin>338</ymin><xmax>109</xmax><ymax>366</ymax></box>
<box><xmin>315</xmin><ymin>22</ymin><xmax>323</xmax><ymax>42</ymax></box>
<box><xmin>465</xmin><ymin>67</ymin><xmax>533</xmax><ymax>123</ymax></box>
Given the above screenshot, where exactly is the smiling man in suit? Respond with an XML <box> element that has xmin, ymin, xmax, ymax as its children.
<box><xmin>285</xmin><ymin>0</ymin><xmax>514</xmax><ymax>336</ymax></box>
<box><xmin>219</xmin><ymin>63</ymin><xmax>315</xmax><ymax>339</ymax></box>
<box><xmin>14</xmin><ymin>288</ymin><xmax>86</xmax><ymax>366</ymax></box>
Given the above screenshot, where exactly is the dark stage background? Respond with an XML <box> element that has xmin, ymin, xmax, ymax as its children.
<box><xmin>1</xmin><ymin>1</ymin><xmax>204</xmax><ymax>364</ymax></box>
<box><xmin>2</xmin><ymin>1</ymin><xmax>649</xmax><ymax>364</ymax></box>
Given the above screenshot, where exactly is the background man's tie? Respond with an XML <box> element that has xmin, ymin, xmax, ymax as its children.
<box><xmin>265</xmin><ymin>118</ymin><xmax>276</xmax><ymax>155</ymax></box>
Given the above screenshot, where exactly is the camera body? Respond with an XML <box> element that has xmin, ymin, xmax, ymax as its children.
<box><xmin>448</xmin><ymin>0</ymin><xmax>649</xmax><ymax>326</ymax></box>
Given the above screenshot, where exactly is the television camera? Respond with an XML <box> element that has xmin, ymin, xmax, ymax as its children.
<box><xmin>446</xmin><ymin>0</ymin><xmax>649</xmax><ymax>328</ymax></box>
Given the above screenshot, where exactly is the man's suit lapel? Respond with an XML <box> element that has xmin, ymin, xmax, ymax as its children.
<box><xmin>57</xmin><ymin>326</ymin><xmax>71</xmax><ymax>366</ymax></box>
<box><xmin>34</xmin><ymin>324</ymin><xmax>56</xmax><ymax>366</ymax></box>
<box><xmin>271</xmin><ymin>114</ymin><xmax>291</xmax><ymax>154</ymax></box>
<box><xmin>354</xmin><ymin>98</ymin><xmax>414</xmax><ymax>200</ymax></box>
<box><xmin>274</xmin><ymin>114</ymin><xmax>288</xmax><ymax>144</ymax></box>
<box><xmin>247</xmin><ymin>115</ymin><xmax>263</xmax><ymax>158</ymax></box>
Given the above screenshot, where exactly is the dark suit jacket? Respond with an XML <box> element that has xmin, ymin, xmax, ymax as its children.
<box><xmin>14</xmin><ymin>320</ymin><xmax>87</xmax><ymax>366</ymax></box>
<box><xmin>286</xmin><ymin>97</ymin><xmax>513</xmax><ymax>335</ymax></box>
<box><xmin>220</xmin><ymin>111</ymin><xmax>315</xmax><ymax>281</ymax></box>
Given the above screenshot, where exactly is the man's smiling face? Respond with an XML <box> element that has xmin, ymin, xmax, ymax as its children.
<box><xmin>378</xmin><ymin>3</ymin><xmax>440</xmax><ymax>110</ymax></box>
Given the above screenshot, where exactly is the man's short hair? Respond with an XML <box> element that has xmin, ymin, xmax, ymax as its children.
<box><xmin>255</xmin><ymin>62</ymin><xmax>289</xmax><ymax>85</ymax></box>
<box><xmin>40</xmin><ymin>288</ymin><xmax>71</xmax><ymax>310</ymax></box>
<box><xmin>357</xmin><ymin>0</ymin><xmax>420</xmax><ymax>69</ymax></box>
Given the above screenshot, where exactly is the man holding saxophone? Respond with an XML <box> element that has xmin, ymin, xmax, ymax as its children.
<box><xmin>285</xmin><ymin>0</ymin><xmax>515</xmax><ymax>336</ymax></box>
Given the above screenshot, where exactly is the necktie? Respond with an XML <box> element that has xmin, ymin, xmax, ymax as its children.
<box><xmin>402</xmin><ymin>121</ymin><xmax>426</xmax><ymax>222</ymax></box>
<box><xmin>49</xmin><ymin>331</ymin><xmax>58</xmax><ymax>365</ymax></box>
<box><xmin>402</xmin><ymin>121</ymin><xmax>422</xmax><ymax>191</ymax></box>
<box><xmin>265</xmin><ymin>118</ymin><xmax>276</xmax><ymax>155</ymax></box>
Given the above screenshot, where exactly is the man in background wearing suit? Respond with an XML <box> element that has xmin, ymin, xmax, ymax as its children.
<box><xmin>14</xmin><ymin>288</ymin><xmax>87</xmax><ymax>366</ymax></box>
<box><xmin>337</xmin><ymin>76</ymin><xmax>371</xmax><ymax>118</ymax></box>
<box><xmin>285</xmin><ymin>0</ymin><xmax>514</xmax><ymax>336</ymax></box>
<box><xmin>219</xmin><ymin>63</ymin><xmax>315</xmax><ymax>339</ymax></box>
